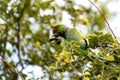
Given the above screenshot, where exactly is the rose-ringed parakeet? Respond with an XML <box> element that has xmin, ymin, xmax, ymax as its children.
<box><xmin>51</xmin><ymin>24</ymin><xmax>88</xmax><ymax>50</ymax></box>
<box><xmin>49</xmin><ymin>24</ymin><xmax>94</xmax><ymax>61</ymax></box>
<box><xmin>50</xmin><ymin>25</ymin><xmax>117</xmax><ymax>62</ymax></box>
<box><xmin>50</xmin><ymin>25</ymin><xmax>108</xmax><ymax>61</ymax></box>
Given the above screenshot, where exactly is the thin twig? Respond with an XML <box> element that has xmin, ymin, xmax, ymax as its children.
<box><xmin>15</xmin><ymin>5</ymin><xmax>25</xmax><ymax>72</ymax></box>
<box><xmin>0</xmin><ymin>56</ymin><xmax>24</xmax><ymax>80</ymax></box>
<box><xmin>17</xmin><ymin>21</ymin><xmax>24</xmax><ymax>71</ymax></box>
<box><xmin>88</xmin><ymin>0</ymin><xmax>117</xmax><ymax>39</ymax></box>
<box><xmin>1</xmin><ymin>57</ymin><xmax>16</xmax><ymax>72</ymax></box>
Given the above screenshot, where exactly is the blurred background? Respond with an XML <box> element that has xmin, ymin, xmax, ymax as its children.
<box><xmin>0</xmin><ymin>0</ymin><xmax>120</xmax><ymax>80</ymax></box>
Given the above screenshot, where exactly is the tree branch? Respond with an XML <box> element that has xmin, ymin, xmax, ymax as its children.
<box><xmin>0</xmin><ymin>56</ymin><xmax>24</xmax><ymax>80</ymax></box>
<box><xmin>88</xmin><ymin>0</ymin><xmax>117</xmax><ymax>39</ymax></box>
<box><xmin>15</xmin><ymin>3</ymin><xmax>25</xmax><ymax>72</ymax></box>
<box><xmin>17</xmin><ymin>21</ymin><xmax>24</xmax><ymax>72</ymax></box>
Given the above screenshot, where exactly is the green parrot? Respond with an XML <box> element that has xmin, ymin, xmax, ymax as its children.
<box><xmin>50</xmin><ymin>24</ymin><xmax>118</xmax><ymax>62</ymax></box>
<box><xmin>50</xmin><ymin>24</ymin><xmax>110</xmax><ymax>61</ymax></box>
<box><xmin>51</xmin><ymin>24</ymin><xmax>88</xmax><ymax>50</ymax></box>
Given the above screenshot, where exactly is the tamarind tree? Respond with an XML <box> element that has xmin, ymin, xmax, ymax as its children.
<box><xmin>0</xmin><ymin>0</ymin><xmax>120</xmax><ymax>80</ymax></box>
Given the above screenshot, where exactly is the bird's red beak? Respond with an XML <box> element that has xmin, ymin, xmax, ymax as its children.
<box><xmin>52</xmin><ymin>28</ymin><xmax>58</xmax><ymax>37</ymax></box>
<box><xmin>53</xmin><ymin>28</ymin><xmax>57</xmax><ymax>34</ymax></box>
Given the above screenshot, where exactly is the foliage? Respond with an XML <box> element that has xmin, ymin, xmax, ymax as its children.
<box><xmin>0</xmin><ymin>0</ymin><xmax>119</xmax><ymax>80</ymax></box>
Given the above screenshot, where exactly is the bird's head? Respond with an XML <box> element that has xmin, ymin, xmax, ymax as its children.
<box><xmin>52</xmin><ymin>24</ymin><xmax>68</xmax><ymax>37</ymax></box>
<box><xmin>49</xmin><ymin>24</ymin><xmax>68</xmax><ymax>44</ymax></box>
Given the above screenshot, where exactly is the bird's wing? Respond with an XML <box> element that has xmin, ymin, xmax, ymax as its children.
<box><xmin>66</xmin><ymin>28</ymin><xmax>85</xmax><ymax>42</ymax></box>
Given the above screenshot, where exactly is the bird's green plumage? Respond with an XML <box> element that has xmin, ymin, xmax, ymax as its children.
<box><xmin>53</xmin><ymin>25</ymin><xmax>87</xmax><ymax>49</ymax></box>
<box><xmin>66</xmin><ymin>28</ymin><xmax>87</xmax><ymax>49</ymax></box>
<box><xmin>55</xmin><ymin>25</ymin><xmax>67</xmax><ymax>34</ymax></box>
<box><xmin>52</xmin><ymin>25</ymin><xmax>93</xmax><ymax>61</ymax></box>
<box><xmin>66</xmin><ymin>28</ymin><xmax>83</xmax><ymax>42</ymax></box>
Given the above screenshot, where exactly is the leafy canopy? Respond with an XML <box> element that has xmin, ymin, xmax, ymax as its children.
<box><xmin>0</xmin><ymin>0</ymin><xmax>120</xmax><ymax>80</ymax></box>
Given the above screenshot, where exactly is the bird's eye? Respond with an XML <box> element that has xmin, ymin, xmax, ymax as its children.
<box><xmin>53</xmin><ymin>28</ymin><xmax>57</xmax><ymax>34</ymax></box>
